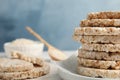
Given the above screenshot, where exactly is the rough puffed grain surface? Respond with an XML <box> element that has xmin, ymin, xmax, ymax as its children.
<box><xmin>78</xmin><ymin>49</ymin><xmax>120</xmax><ymax>61</ymax></box>
<box><xmin>74</xmin><ymin>27</ymin><xmax>120</xmax><ymax>35</ymax></box>
<box><xmin>73</xmin><ymin>35</ymin><xmax>120</xmax><ymax>44</ymax></box>
<box><xmin>78</xmin><ymin>66</ymin><xmax>120</xmax><ymax>78</ymax></box>
<box><xmin>11</xmin><ymin>51</ymin><xmax>44</xmax><ymax>66</ymax></box>
<box><xmin>0</xmin><ymin>58</ymin><xmax>33</xmax><ymax>72</ymax></box>
<box><xmin>81</xmin><ymin>43</ymin><xmax>120</xmax><ymax>52</ymax></box>
<box><xmin>87</xmin><ymin>11</ymin><xmax>120</xmax><ymax>19</ymax></box>
<box><xmin>78</xmin><ymin>57</ymin><xmax>120</xmax><ymax>70</ymax></box>
<box><xmin>0</xmin><ymin>62</ymin><xmax>50</xmax><ymax>80</ymax></box>
<box><xmin>81</xmin><ymin>19</ymin><xmax>120</xmax><ymax>27</ymax></box>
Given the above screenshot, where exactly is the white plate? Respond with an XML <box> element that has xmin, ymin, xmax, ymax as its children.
<box><xmin>53</xmin><ymin>52</ymin><xmax>120</xmax><ymax>80</ymax></box>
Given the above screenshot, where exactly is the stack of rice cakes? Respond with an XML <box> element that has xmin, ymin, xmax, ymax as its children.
<box><xmin>0</xmin><ymin>52</ymin><xmax>50</xmax><ymax>80</ymax></box>
<box><xmin>73</xmin><ymin>11</ymin><xmax>120</xmax><ymax>78</ymax></box>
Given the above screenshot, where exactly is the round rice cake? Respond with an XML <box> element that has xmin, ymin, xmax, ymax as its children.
<box><xmin>82</xmin><ymin>43</ymin><xmax>120</xmax><ymax>52</ymax></box>
<box><xmin>0</xmin><ymin>62</ymin><xmax>50</xmax><ymax>79</ymax></box>
<box><xmin>0</xmin><ymin>58</ymin><xmax>34</xmax><ymax>72</ymax></box>
<box><xmin>80</xmin><ymin>19</ymin><xmax>120</xmax><ymax>27</ymax></box>
<box><xmin>87</xmin><ymin>11</ymin><xmax>120</xmax><ymax>19</ymax></box>
<box><xmin>73</xmin><ymin>35</ymin><xmax>120</xmax><ymax>44</ymax></box>
<box><xmin>78</xmin><ymin>49</ymin><xmax>120</xmax><ymax>61</ymax></box>
<box><xmin>11</xmin><ymin>51</ymin><xmax>44</xmax><ymax>66</ymax></box>
<box><xmin>78</xmin><ymin>58</ymin><xmax>120</xmax><ymax>70</ymax></box>
<box><xmin>78</xmin><ymin>66</ymin><xmax>120</xmax><ymax>78</ymax></box>
<box><xmin>74</xmin><ymin>27</ymin><xmax>120</xmax><ymax>36</ymax></box>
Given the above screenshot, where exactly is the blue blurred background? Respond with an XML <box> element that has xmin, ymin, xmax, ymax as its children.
<box><xmin>0</xmin><ymin>0</ymin><xmax>119</xmax><ymax>51</ymax></box>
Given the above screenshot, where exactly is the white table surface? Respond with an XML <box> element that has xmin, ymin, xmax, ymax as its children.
<box><xmin>0</xmin><ymin>51</ymin><xmax>76</xmax><ymax>80</ymax></box>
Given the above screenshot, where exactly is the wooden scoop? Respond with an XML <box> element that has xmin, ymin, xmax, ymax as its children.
<box><xmin>26</xmin><ymin>26</ymin><xmax>67</xmax><ymax>61</ymax></box>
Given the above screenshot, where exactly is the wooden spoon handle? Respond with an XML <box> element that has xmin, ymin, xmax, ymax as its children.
<box><xmin>26</xmin><ymin>26</ymin><xmax>51</xmax><ymax>48</ymax></box>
